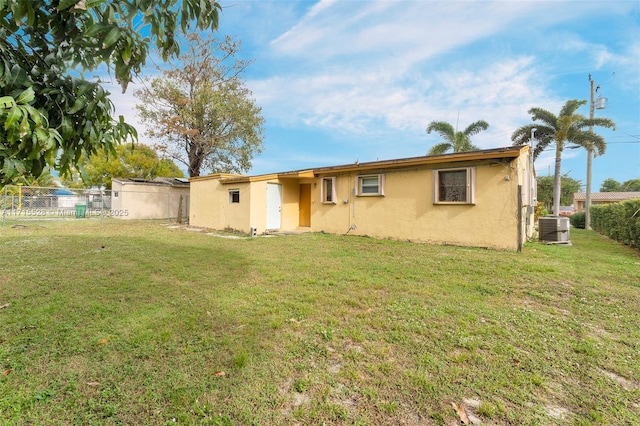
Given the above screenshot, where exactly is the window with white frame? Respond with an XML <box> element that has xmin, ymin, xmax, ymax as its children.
<box><xmin>229</xmin><ymin>189</ymin><xmax>240</xmax><ymax>204</ymax></box>
<box><xmin>113</xmin><ymin>191</ymin><xmax>119</xmax><ymax>198</ymax></box>
<box><xmin>321</xmin><ymin>177</ymin><xmax>337</xmax><ymax>204</ymax></box>
<box><xmin>356</xmin><ymin>174</ymin><xmax>384</xmax><ymax>196</ymax></box>
<box><xmin>433</xmin><ymin>167</ymin><xmax>476</xmax><ymax>204</ymax></box>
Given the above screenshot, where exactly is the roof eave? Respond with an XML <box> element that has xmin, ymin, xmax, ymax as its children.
<box><xmin>313</xmin><ymin>146</ymin><xmax>528</xmax><ymax>175</ymax></box>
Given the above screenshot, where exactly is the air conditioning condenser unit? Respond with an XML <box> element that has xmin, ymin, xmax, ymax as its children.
<box><xmin>539</xmin><ymin>217</ymin><xmax>570</xmax><ymax>243</ymax></box>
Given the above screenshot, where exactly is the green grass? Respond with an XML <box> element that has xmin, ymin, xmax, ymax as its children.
<box><xmin>1</xmin><ymin>221</ymin><xmax>639</xmax><ymax>425</ymax></box>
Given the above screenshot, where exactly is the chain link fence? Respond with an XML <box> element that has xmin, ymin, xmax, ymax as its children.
<box><xmin>1</xmin><ymin>185</ymin><xmax>189</xmax><ymax>227</ymax></box>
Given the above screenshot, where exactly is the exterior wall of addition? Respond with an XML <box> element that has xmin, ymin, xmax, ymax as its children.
<box><xmin>111</xmin><ymin>179</ymin><xmax>189</xmax><ymax>220</ymax></box>
<box><xmin>190</xmin><ymin>175</ymin><xmax>253</xmax><ymax>232</ymax></box>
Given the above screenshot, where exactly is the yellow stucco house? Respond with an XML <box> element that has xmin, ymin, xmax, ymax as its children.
<box><xmin>189</xmin><ymin>146</ymin><xmax>535</xmax><ymax>251</ymax></box>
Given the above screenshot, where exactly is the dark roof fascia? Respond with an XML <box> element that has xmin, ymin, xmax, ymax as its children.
<box><xmin>191</xmin><ymin>146</ymin><xmax>529</xmax><ymax>184</ymax></box>
<box><xmin>312</xmin><ymin>146</ymin><xmax>528</xmax><ymax>175</ymax></box>
<box><xmin>112</xmin><ymin>178</ymin><xmax>190</xmax><ymax>187</ymax></box>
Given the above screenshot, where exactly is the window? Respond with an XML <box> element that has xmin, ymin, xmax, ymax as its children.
<box><xmin>356</xmin><ymin>174</ymin><xmax>384</xmax><ymax>196</ymax></box>
<box><xmin>321</xmin><ymin>177</ymin><xmax>336</xmax><ymax>203</ymax></box>
<box><xmin>229</xmin><ymin>189</ymin><xmax>240</xmax><ymax>204</ymax></box>
<box><xmin>433</xmin><ymin>167</ymin><xmax>476</xmax><ymax>204</ymax></box>
<box><xmin>113</xmin><ymin>191</ymin><xmax>119</xmax><ymax>198</ymax></box>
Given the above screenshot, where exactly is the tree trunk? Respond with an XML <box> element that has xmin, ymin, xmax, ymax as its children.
<box><xmin>553</xmin><ymin>144</ymin><xmax>562</xmax><ymax>217</ymax></box>
<box><xmin>187</xmin><ymin>143</ymin><xmax>203</xmax><ymax>177</ymax></box>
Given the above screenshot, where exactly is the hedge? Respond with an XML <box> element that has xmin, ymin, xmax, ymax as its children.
<box><xmin>569</xmin><ymin>212</ymin><xmax>585</xmax><ymax>229</ymax></box>
<box><xmin>591</xmin><ymin>199</ymin><xmax>640</xmax><ymax>250</ymax></box>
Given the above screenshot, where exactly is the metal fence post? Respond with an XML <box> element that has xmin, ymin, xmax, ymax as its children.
<box><xmin>100</xmin><ymin>186</ymin><xmax>104</xmax><ymax>226</ymax></box>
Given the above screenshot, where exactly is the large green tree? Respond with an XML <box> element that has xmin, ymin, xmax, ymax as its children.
<box><xmin>0</xmin><ymin>0</ymin><xmax>221</xmax><ymax>185</ymax></box>
<box><xmin>79</xmin><ymin>143</ymin><xmax>184</xmax><ymax>189</ymax></box>
<box><xmin>135</xmin><ymin>33</ymin><xmax>264</xmax><ymax>177</ymax></box>
<box><xmin>602</xmin><ymin>178</ymin><xmax>640</xmax><ymax>192</ymax></box>
<box><xmin>600</xmin><ymin>178</ymin><xmax>622</xmax><ymax>192</ymax></box>
<box><xmin>621</xmin><ymin>178</ymin><xmax>640</xmax><ymax>191</ymax></box>
<box><xmin>512</xmin><ymin>100</ymin><xmax>615</xmax><ymax>216</ymax></box>
<box><xmin>425</xmin><ymin>120</ymin><xmax>489</xmax><ymax>155</ymax></box>
<box><xmin>537</xmin><ymin>175</ymin><xmax>582</xmax><ymax>209</ymax></box>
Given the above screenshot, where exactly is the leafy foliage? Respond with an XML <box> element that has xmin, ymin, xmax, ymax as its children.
<box><xmin>536</xmin><ymin>175</ymin><xmax>582</xmax><ymax>209</ymax></box>
<box><xmin>135</xmin><ymin>33</ymin><xmax>264</xmax><ymax>177</ymax></box>
<box><xmin>512</xmin><ymin>100</ymin><xmax>615</xmax><ymax>216</ymax></box>
<box><xmin>600</xmin><ymin>177</ymin><xmax>640</xmax><ymax>192</ymax></box>
<box><xmin>426</xmin><ymin>120</ymin><xmax>489</xmax><ymax>155</ymax></box>
<box><xmin>0</xmin><ymin>0</ymin><xmax>221</xmax><ymax>185</ymax></box>
<box><xmin>570</xmin><ymin>211</ymin><xmax>586</xmax><ymax>229</ymax></box>
<box><xmin>69</xmin><ymin>143</ymin><xmax>184</xmax><ymax>189</ymax></box>
<box><xmin>591</xmin><ymin>199</ymin><xmax>640</xmax><ymax>249</ymax></box>
<box><xmin>534</xmin><ymin>201</ymin><xmax>548</xmax><ymax>221</ymax></box>
<box><xmin>600</xmin><ymin>177</ymin><xmax>622</xmax><ymax>192</ymax></box>
<box><xmin>622</xmin><ymin>178</ymin><xmax>640</xmax><ymax>192</ymax></box>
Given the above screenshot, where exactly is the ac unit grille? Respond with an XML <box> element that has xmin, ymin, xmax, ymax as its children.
<box><xmin>539</xmin><ymin>217</ymin><xmax>570</xmax><ymax>242</ymax></box>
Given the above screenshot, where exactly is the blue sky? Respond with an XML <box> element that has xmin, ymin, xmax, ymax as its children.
<box><xmin>107</xmin><ymin>0</ymin><xmax>640</xmax><ymax>190</ymax></box>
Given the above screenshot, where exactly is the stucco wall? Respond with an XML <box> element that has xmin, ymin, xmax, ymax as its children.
<box><xmin>189</xmin><ymin>178</ymin><xmax>219</xmax><ymax>227</ymax></box>
<box><xmin>311</xmin><ymin>160</ymin><xmax>523</xmax><ymax>250</ymax></box>
<box><xmin>189</xmin><ymin>148</ymin><xmax>532</xmax><ymax>249</ymax></box>
<box><xmin>191</xmin><ymin>178</ymin><xmax>307</xmax><ymax>234</ymax></box>
<box><xmin>111</xmin><ymin>181</ymin><xmax>189</xmax><ymax>220</ymax></box>
<box><xmin>190</xmin><ymin>178</ymin><xmax>253</xmax><ymax>231</ymax></box>
<box><xmin>280</xmin><ymin>180</ymin><xmax>302</xmax><ymax>231</ymax></box>
<box><xmin>222</xmin><ymin>182</ymin><xmax>252</xmax><ymax>231</ymax></box>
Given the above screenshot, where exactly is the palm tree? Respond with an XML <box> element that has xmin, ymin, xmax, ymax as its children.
<box><xmin>512</xmin><ymin>99</ymin><xmax>615</xmax><ymax>217</ymax></box>
<box><xmin>426</xmin><ymin>120</ymin><xmax>489</xmax><ymax>155</ymax></box>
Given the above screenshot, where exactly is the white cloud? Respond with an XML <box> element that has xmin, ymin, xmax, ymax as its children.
<box><xmin>102</xmin><ymin>0</ymin><xmax>638</xmax><ymax>180</ymax></box>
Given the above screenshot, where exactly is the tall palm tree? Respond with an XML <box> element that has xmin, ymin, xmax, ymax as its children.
<box><xmin>426</xmin><ymin>120</ymin><xmax>489</xmax><ymax>155</ymax></box>
<box><xmin>512</xmin><ymin>99</ymin><xmax>615</xmax><ymax>217</ymax></box>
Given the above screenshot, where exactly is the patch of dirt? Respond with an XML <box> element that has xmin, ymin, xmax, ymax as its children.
<box><xmin>399</xmin><ymin>412</ymin><xmax>434</xmax><ymax>425</ymax></box>
<box><xmin>292</xmin><ymin>392</ymin><xmax>310</xmax><ymax>407</ymax></box>
<box><xmin>279</xmin><ymin>377</ymin><xmax>293</xmax><ymax>395</ymax></box>
<box><xmin>586</xmin><ymin>324</ymin><xmax>613</xmax><ymax>340</ymax></box>
<box><xmin>328</xmin><ymin>360</ymin><xmax>341</xmax><ymax>374</ymax></box>
<box><xmin>280</xmin><ymin>378</ymin><xmax>311</xmax><ymax>418</ymax></box>
<box><xmin>545</xmin><ymin>404</ymin><xmax>570</xmax><ymax>420</ymax></box>
<box><xmin>601</xmin><ymin>369</ymin><xmax>639</xmax><ymax>391</ymax></box>
<box><xmin>459</xmin><ymin>398</ymin><xmax>483</xmax><ymax>425</ymax></box>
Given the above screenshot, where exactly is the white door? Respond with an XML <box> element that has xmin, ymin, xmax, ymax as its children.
<box><xmin>266</xmin><ymin>183</ymin><xmax>282</xmax><ymax>230</ymax></box>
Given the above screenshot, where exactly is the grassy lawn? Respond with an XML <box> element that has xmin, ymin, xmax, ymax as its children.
<box><xmin>1</xmin><ymin>221</ymin><xmax>639</xmax><ymax>425</ymax></box>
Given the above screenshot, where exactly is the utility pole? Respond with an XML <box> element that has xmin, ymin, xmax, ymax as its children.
<box><xmin>586</xmin><ymin>74</ymin><xmax>608</xmax><ymax>230</ymax></box>
<box><xmin>586</xmin><ymin>76</ymin><xmax>595</xmax><ymax>230</ymax></box>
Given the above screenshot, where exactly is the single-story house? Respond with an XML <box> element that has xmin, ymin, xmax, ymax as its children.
<box><xmin>573</xmin><ymin>192</ymin><xmax>640</xmax><ymax>212</ymax></box>
<box><xmin>189</xmin><ymin>146</ymin><xmax>534</xmax><ymax>251</ymax></box>
<box><xmin>111</xmin><ymin>177</ymin><xmax>190</xmax><ymax>221</ymax></box>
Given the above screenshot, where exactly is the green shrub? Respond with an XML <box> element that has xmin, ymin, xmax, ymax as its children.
<box><xmin>591</xmin><ymin>199</ymin><xmax>640</xmax><ymax>249</ymax></box>
<box><xmin>570</xmin><ymin>212</ymin><xmax>585</xmax><ymax>229</ymax></box>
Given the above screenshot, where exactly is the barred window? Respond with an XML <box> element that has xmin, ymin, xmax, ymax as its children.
<box><xmin>433</xmin><ymin>168</ymin><xmax>476</xmax><ymax>204</ymax></box>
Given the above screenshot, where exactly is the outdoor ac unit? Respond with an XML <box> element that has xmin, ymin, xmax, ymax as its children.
<box><xmin>539</xmin><ymin>217</ymin><xmax>570</xmax><ymax>242</ymax></box>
